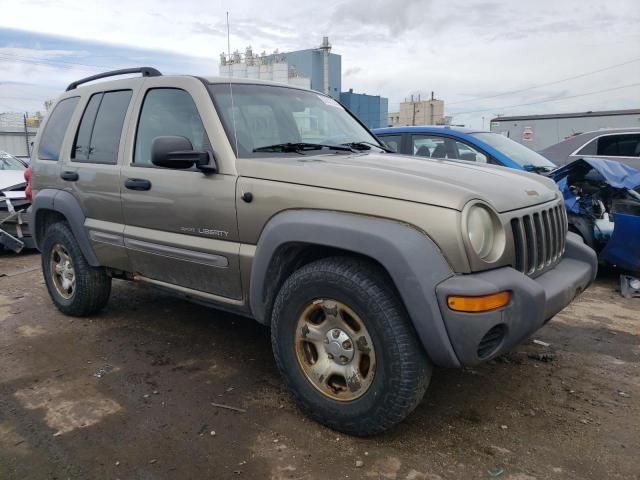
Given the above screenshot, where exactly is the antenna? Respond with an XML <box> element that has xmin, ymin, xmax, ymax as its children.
<box><xmin>226</xmin><ymin>11</ymin><xmax>239</xmax><ymax>156</ymax></box>
<box><xmin>226</xmin><ymin>12</ymin><xmax>231</xmax><ymax>63</ymax></box>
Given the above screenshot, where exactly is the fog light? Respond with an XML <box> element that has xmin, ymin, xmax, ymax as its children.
<box><xmin>447</xmin><ymin>291</ymin><xmax>510</xmax><ymax>313</ymax></box>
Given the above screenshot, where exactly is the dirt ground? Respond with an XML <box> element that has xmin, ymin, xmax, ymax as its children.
<box><xmin>0</xmin><ymin>251</ymin><xmax>638</xmax><ymax>480</ymax></box>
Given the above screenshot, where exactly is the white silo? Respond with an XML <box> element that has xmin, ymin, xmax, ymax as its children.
<box><xmin>247</xmin><ymin>64</ymin><xmax>260</xmax><ymax>79</ymax></box>
<box><xmin>272</xmin><ymin>61</ymin><xmax>289</xmax><ymax>84</ymax></box>
<box><xmin>289</xmin><ymin>76</ymin><xmax>311</xmax><ymax>89</ymax></box>
<box><xmin>232</xmin><ymin>61</ymin><xmax>247</xmax><ymax>78</ymax></box>
<box><xmin>259</xmin><ymin>63</ymin><xmax>273</xmax><ymax>80</ymax></box>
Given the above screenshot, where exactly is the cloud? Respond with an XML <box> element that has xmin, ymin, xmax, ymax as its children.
<box><xmin>0</xmin><ymin>0</ymin><xmax>639</xmax><ymax>127</ymax></box>
<box><xmin>344</xmin><ymin>67</ymin><xmax>363</xmax><ymax>77</ymax></box>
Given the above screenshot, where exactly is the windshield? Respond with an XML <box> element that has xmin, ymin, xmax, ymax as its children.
<box><xmin>472</xmin><ymin>132</ymin><xmax>556</xmax><ymax>169</ymax></box>
<box><xmin>208</xmin><ymin>83</ymin><xmax>382</xmax><ymax>157</ymax></box>
<box><xmin>0</xmin><ymin>152</ymin><xmax>25</xmax><ymax>171</ymax></box>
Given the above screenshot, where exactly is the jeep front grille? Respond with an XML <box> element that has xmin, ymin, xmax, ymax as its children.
<box><xmin>510</xmin><ymin>204</ymin><xmax>567</xmax><ymax>275</ymax></box>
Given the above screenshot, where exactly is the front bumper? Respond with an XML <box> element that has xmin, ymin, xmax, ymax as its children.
<box><xmin>435</xmin><ymin>232</ymin><xmax>597</xmax><ymax>366</ymax></box>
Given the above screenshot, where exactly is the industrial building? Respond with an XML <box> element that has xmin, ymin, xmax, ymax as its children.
<box><xmin>0</xmin><ymin>112</ymin><xmax>40</xmax><ymax>158</ymax></box>
<box><xmin>490</xmin><ymin>108</ymin><xmax>640</xmax><ymax>150</ymax></box>
<box><xmin>340</xmin><ymin>89</ymin><xmax>388</xmax><ymax>130</ymax></box>
<box><xmin>219</xmin><ymin>37</ymin><xmax>341</xmax><ymax>99</ymax></box>
<box><xmin>387</xmin><ymin>93</ymin><xmax>446</xmax><ymax>127</ymax></box>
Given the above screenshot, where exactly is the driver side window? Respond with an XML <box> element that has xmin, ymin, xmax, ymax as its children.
<box><xmin>134</xmin><ymin>88</ymin><xmax>208</xmax><ymax>166</ymax></box>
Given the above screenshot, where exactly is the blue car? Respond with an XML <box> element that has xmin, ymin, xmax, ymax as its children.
<box><xmin>372</xmin><ymin>126</ymin><xmax>557</xmax><ymax>173</ymax></box>
<box><xmin>373</xmin><ymin>126</ymin><xmax>640</xmax><ymax>272</ymax></box>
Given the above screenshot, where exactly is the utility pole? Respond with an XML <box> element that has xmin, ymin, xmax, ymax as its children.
<box><xmin>430</xmin><ymin>91</ymin><xmax>435</xmax><ymax>125</ymax></box>
<box><xmin>23</xmin><ymin>113</ymin><xmax>30</xmax><ymax>158</ymax></box>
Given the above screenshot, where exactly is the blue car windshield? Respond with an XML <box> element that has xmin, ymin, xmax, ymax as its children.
<box><xmin>472</xmin><ymin>132</ymin><xmax>556</xmax><ymax>170</ymax></box>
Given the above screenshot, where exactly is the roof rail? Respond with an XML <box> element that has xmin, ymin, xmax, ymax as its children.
<box><xmin>65</xmin><ymin>67</ymin><xmax>162</xmax><ymax>91</ymax></box>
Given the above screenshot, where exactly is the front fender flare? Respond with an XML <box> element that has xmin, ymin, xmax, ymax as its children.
<box><xmin>249</xmin><ymin>210</ymin><xmax>461</xmax><ymax>367</ymax></box>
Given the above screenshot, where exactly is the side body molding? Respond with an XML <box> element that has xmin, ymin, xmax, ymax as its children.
<box><xmin>249</xmin><ymin>210</ymin><xmax>461</xmax><ymax>367</ymax></box>
<box><xmin>31</xmin><ymin>189</ymin><xmax>100</xmax><ymax>266</ymax></box>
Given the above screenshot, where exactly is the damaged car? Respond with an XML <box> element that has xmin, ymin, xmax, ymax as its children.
<box><xmin>1</xmin><ymin>151</ymin><xmax>33</xmax><ymax>252</ymax></box>
<box><xmin>549</xmin><ymin>158</ymin><xmax>640</xmax><ymax>272</ymax></box>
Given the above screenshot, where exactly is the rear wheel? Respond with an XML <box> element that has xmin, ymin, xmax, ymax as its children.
<box><xmin>41</xmin><ymin>222</ymin><xmax>111</xmax><ymax>316</ymax></box>
<box><xmin>271</xmin><ymin>256</ymin><xmax>432</xmax><ymax>436</ymax></box>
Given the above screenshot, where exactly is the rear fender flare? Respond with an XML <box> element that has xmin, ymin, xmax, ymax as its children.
<box><xmin>31</xmin><ymin>189</ymin><xmax>99</xmax><ymax>266</ymax></box>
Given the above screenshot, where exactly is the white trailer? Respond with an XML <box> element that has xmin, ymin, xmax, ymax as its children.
<box><xmin>490</xmin><ymin>109</ymin><xmax>640</xmax><ymax>151</ymax></box>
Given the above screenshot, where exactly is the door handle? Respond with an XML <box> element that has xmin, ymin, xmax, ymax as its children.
<box><xmin>60</xmin><ymin>171</ymin><xmax>79</xmax><ymax>182</ymax></box>
<box><xmin>124</xmin><ymin>178</ymin><xmax>152</xmax><ymax>191</ymax></box>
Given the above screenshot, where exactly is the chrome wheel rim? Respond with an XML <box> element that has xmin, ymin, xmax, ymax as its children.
<box><xmin>295</xmin><ymin>299</ymin><xmax>376</xmax><ymax>402</ymax></box>
<box><xmin>50</xmin><ymin>244</ymin><xmax>75</xmax><ymax>299</ymax></box>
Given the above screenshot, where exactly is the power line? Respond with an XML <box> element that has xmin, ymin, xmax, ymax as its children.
<box><xmin>0</xmin><ymin>53</ymin><xmax>179</xmax><ymax>76</ymax></box>
<box><xmin>451</xmin><ymin>83</ymin><xmax>640</xmax><ymax>116</ymax></box>
<box><xmin>448</xmin><ymin>57</ymin><xmax>640</xmax><ymax>105</ymax></box>
<box><xmin>0</xmin><ymin>51</ymin><xmax>115</xmax><ymax>70</ymax></box>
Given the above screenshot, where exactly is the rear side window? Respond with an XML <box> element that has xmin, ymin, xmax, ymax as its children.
<box><xmin>134</xmin><ymin>88</ymin><xmax>206</xmax><ymax>166</ymax></box>
<box><xmin>73</xmin><ymin>90</ymin><xmax>132</xmax><ymax>164</ymax></box>
<box><xmin>38</xmin><ymin>97</ymin><xmax>80</xmax><ymax>161</ymax></box>
<box><xmin>412</xmin><ymin>135</ymin><xmax>450</xmax><ymax>158</ymax></box>
<box><xmin>597</xmin><ymin>134</ymin><xmax>640</xmax><ymax>157</ymax></box>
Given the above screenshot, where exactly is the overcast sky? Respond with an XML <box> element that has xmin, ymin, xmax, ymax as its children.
<box><xmin>1</xmin><ymin>0</ymin><xmax>639</xmax><ymax>128</ymax></box>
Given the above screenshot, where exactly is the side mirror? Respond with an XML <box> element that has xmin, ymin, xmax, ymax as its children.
<box><xmin>151</xmin><ymin>136</ymin><xmax>216</xmax><ymax>172</ymax></box>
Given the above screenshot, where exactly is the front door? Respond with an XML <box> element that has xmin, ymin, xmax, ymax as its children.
<box><xmin>120</xmin><ymin>80</ymin><xmax>241</xmax><ymax>300</ymax></box>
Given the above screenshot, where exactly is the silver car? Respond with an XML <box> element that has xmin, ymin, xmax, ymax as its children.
<box><xmin>539</xmin><ymin>128</ymin><xmax>640</xmax><ymax>170</ymax></box>
<box><xmin>1</xmin><ymin>151</ymin><xmax>33</xmax><ymax>252</ymax></box>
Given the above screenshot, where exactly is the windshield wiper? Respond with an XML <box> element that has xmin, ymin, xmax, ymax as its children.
<box><xmin>341</xmin><ymin>141</ymin><xmax>392</xmax><ymax>153</ymax></box>
<box><xmin>253</xmin><ymin>142</ymin><xmax>355</xmax><ymax>153</ymax></box>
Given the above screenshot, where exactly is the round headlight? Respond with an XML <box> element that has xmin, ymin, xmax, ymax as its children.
<box><xmin>467</xmin><ymin>205</ymin><xmax>494</xmax><ymax>259</ymax></box>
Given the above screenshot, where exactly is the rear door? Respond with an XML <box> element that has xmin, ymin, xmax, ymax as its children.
<box><xmin>119</xmin><ymin>77</ymin><xmax>241</xmax><ymax>300</ymax></box>
<box><xmin>32</xmin><ymin>96</ymin><xmax>81</xmax><ymax>192</ymax></box>
<box><xmin>60</xmin><ymin>88</ymin><xmax>136</xmax><ymax>271</ymax></box>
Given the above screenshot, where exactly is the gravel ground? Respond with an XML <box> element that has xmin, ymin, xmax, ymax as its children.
<box><xmin>0</xmin><ymin>251</ymin><xmax>638</xmax><ymax>480</ymax></box>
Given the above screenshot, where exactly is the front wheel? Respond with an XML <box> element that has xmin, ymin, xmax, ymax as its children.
<box><xmin>271</xmin><ymin>257</ymin><xmax>432</xmax><ymax>436</ymax></box>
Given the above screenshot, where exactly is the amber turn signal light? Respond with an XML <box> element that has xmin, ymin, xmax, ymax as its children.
<box><xmin>447</xmin><ymin>291</ymin><xmax>510</xmax><ymax>313</ymax></box>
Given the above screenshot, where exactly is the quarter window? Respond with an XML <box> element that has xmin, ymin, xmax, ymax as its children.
<box><xmin>134</xmin><ymin>89</ymin><xmax>207</xmax><ymax>166</ymax></box>
<box><xmin>38</xmin><ymin>97</ymin><xmax>80</xmax><ymax>161</ymax></box>
<box><xmin>72</xmin><ymin>90</ymin><xmax>132</xmax><ymax>164</ymax></box>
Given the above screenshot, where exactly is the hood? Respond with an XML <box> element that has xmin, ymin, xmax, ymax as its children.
<box><xmin>237</xmin><ymin>152</ymin><xmax>558</xmax><ymax>213</ymax></box>
<box><xmin>0</xmin><ymin>171</ymin><xmax>26</xmax><ymax>192</ymax></box>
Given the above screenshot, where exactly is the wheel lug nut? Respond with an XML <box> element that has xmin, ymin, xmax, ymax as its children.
<box><xmin>332</xmin><ymin>330</ymin><xmax>340</xmax><ymax>339</ymax></box>
<box><xmin>328</xmin><ymin>354</ymin><xmax>334</xmax><ymax>359</ymax></box>
<box><xmin>324</xmin><ymin>338</ymin><xmax>329</xmax><ymax>344</ymax></box>
<box><xmin>340</xmin><ymin>356</ymin><xmax>348</xmax><ymax>364</ymax></box>
<box><xmin>342</xmin><ymin>340</ymin><xmax>352</xmax><ymax>349</ymax></box>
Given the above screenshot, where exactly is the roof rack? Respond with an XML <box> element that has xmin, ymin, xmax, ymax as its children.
<box><xmin>65</xmin><ymin>67</ymin><xmax>162</xmax><ymax>91</ymax></box>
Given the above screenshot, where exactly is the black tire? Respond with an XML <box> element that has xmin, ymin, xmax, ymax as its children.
<box><xmin>41</xmin><ymin>221</ymin><xmax>111</xmax><ymax>316</ymax></box>
<box><xmin>271</xmin><ymin>256</ymin><xmax>432</xmax><ymax>436</ymax></box>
